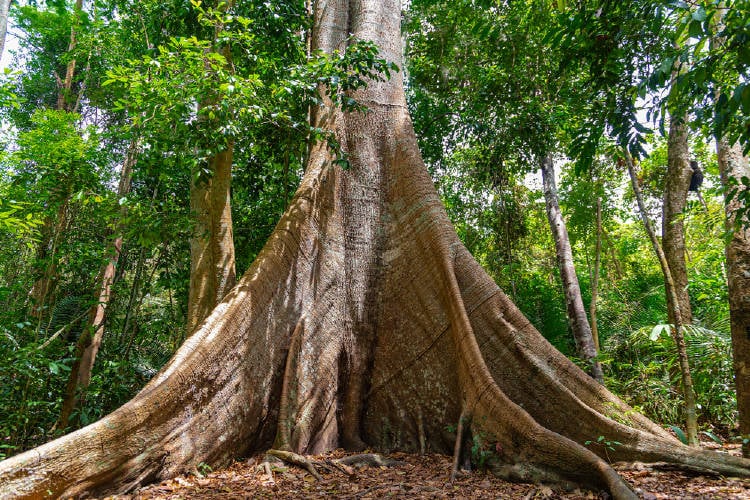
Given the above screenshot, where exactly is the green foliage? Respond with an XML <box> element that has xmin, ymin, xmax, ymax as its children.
<box><xmin>584</xmin><ymin>435</ymin><xmax>622</xmax><ymax>463</ymax></box>
<box><xmin>604</xmin><ymin>323</ymin><xmax>736</xmax><ymax>430</ymax></box>
<box><xmin>0</xmin><ymin>198</ymin><xmax>42</xmax><ymax>241</ymax></box>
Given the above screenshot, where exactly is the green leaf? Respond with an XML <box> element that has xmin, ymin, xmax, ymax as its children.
<box><xmin>688</xmin><ymin>20</ymin><xmax>703</xmax><ymax>38</ymax></box>
<box><xmin>700</xmin><ymin>431</ymin><xmax>722</xmax><ymax>444</ymax></box>
<box><xmin>670</xmin><ymin>425</ymin><xmax>688</xmax><ymax>445</ymax></box>
<box><xmin>659</xmin><ymin>57</ymin><xmax>675</xmax><ymax>76</ymax></box>
<box><xmin>741</xmin><ymin>85</ymin><xmax>750</xmax><ymax>115</ymax></box>
<box><xmin>650</xmin><ymin>324</ymin><xmax>670</xmax><ymax>341</ymax></box>
<box><xmin>691</xmin><ymin>7</ymin><xmax>707</xmax><ymax>22</ymax></box>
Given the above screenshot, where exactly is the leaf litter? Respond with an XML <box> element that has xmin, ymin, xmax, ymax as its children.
<box><xmin>111</xmin><ymin>445</ymin><xmax>750</xmax><ymax>499</ymax></box>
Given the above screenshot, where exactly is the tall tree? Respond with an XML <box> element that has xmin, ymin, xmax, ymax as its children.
<box><xmin>662</xmin><ymin>114</ymin><xmax>694</xmax><ymax>325</ymax></box>
<box><xmin>1</xmin><ymin>2</ymin><xmax>749</xmax><ymax>499</ymax></box>
<box><xmin>625</xmin><ymin>151</ymin><xmax>698</xmax><ymax>446</ymax></box>
<box><xmin>541</xmin><ymin>156</ymin><xmax>603</xmax><ymax>382</ymax></box>
<box><xmin>28</xmin><ymin>0</ymin><xmax>86</xmax><ymax>319</ymax></box>
<box><xmin>186</xmin><ymin>1</ymin><xmax>238</xmax><ymax>334</ymax></box>
<box><xmin>717</xmin><ymin>138</ymin><xmax>750</xmax><ymax>457</ymax></box>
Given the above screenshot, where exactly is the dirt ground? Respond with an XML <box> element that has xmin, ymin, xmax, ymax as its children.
<box><xmin>112</xmin><ymin>445</ymin><xmax>750</xmax><ymax>499</ymax></box>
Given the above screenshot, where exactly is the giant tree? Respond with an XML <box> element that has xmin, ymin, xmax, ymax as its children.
<box><xmin>2</xmin><ymin>1</ymin><xmax>750</xmax><ymax>499</ymax></box>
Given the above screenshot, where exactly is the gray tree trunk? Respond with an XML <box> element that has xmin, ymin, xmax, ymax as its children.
<box><xmin>0</xmin><ymin>0</ymin><xmax>11</xmax><ymax>60</ymax></box>
<box><xmin>1</xmin><ymin>3</ymin><xmax>749</xmax><ymax>500</ymax></box>
<box><xmin>540</xmin><ymin>156</ymin><xmax>603</xmax><ymax>383</ymax></box>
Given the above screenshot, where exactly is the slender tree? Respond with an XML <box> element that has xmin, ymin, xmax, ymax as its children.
<box><xmin>663</xmin><ymin>115</ymin><xmax>694</xmax><ymax>325</ymax></box>
<box><xmin>1</xmin><ymin>2</ymin><xmax>748</xmax><ymax>499</ymax></box>
<box><xmin>541</xmin><ymin>156</ymin><xmax>603</xmax><ymax>382</ymax></box>
<box><xmin>590</xmin><ymin>195</ymin><xmax>603</xmax><ymax>351</ymax></box>
<box><xmin>625</xmin><ymin>151</ymin><xmax>698</xmax><ymax>446</ymax></box>
<box><xmin>0</xmin><ymin>0</ymin><xmax>10</xmax><ymax>60</ymax></box>
<box><xmin>55</xmin><ymin>137</ymin><xmax>139</xmax><ymax>430</ymax></box>
<box><xmin>663</xmin><ymin>44</ymin><xmax>695</xmax><ymax>327</ymax></box>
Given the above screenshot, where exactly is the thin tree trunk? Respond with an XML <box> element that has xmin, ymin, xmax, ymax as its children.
<box><xmin>590</xmin><ymin>196</ymin><xmax>602</xmax><ymax>352</ymax></box>
<box><xmin>29</xmin><ymin>200</ymin><xmax>69</xmax><ymax>319</ymax></box>
<box><xmin>0</xmin><ymin>0</ymin><xmax>10</xmax><ymax>60</ymax></box>
<box><xmin>55</xmin><ymin>138</ymin><xmax>138</xmax><ymax>431</ymax></box>
<box><xmin>663</xmin><ymin>113</ymin><xmax>693</xmax><ymax>325</ymax></box>
<box><xmin>625</xmin><ymin>151</ymin><xmax>698</xmax><ymax>446</ymax></box>
<box><xmin>540</xmin><ymin>155</ymin><xmax>603</xmax><ymax>383</ymax></box>
<box><xmin>29</xmin><ymin>0</ymin><xmax>85</xmax><ymax>318</ymax></box>
<box><xmin>3</xmin><ymin>2</ymin><xmax>750</xmax><ymax>499</ymax></box>
<box><xmin>56</xmin><ymin>0</ymin><xmax>83</xmax><ymax>112</ymax></box>
<box><xmin>712</xmin><ymin>2</ymin><xmax>750</xmax><ymax>458</ymax></box>
<box><xmin>716</xmin><ymin>138</ymin><xmax>750</xmax><ymax>458</ymax></box>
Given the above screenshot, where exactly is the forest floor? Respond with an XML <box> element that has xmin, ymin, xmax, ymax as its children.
<box><xmin>112</xmin><ymin>444</ymin><xmax>750</xmax><ymax>499</ymax></box>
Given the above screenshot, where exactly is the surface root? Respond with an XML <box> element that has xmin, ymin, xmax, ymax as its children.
<box><xmin>266</xmin><ymin>449</ymin><xmax>323</xmax><ymax>481</ymax></box>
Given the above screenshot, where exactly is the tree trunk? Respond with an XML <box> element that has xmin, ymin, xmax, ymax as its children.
<box><xmin>56</xmin><ymin>0</ymin><xmax>83</xmax><ymax>112</ymax></box>
<box><xmin>29</xmin><ymin>200</ymin><xmax>69</xmax><ymax>319</ymax></box>
<box><xmin>540</xmin><ymin>156</ymin><xmax>603</xmax><ymax>383</ymax></box>
<box><xmin>716</xmin><ymin>138</ymin><xmax>750</xmax><ymax>458</ymax></box>
<box><xmin>1</xmin><ymin>2</ymin><xmax>748</xmax><ymax>498</ymax></box>
<box><xmin>590</xmin><ymin>196</ymin><xmax>602</xmax><ymax>352</ymax></box>
<box><xmin>186</xmin><ymin>142</ymin><xmax>237</xmax><ymax>334</ymax></box>
<box><xmin>625</xmin><ymin>151</ymin><xmax>698</xmax><ymax>447</ymax></box>
<box><xmin>186</xmin><ymin>4</ymin><xmax>237</xmax><ymax>334</ymax></box>
<box><xmin>662</xmin><ymin>114</ymin><xmax>693</xmax><ymax>325</ymax></box>
<box><xmin>55</xmin><ymin>138</ymin><xmax>138</xmax><ymax>431</ymax></box>
<box><xmin>0</xmin><ymin>0</ymin><xmax>10</xmax><ymax>60</ymax></box>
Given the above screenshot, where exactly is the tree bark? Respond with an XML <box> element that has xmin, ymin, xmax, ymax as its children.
<box><xmin>0</xmin><ymin>0</ymin><xmax>10</xmax><ymax>60</ymax></box>
<box><xmin>716</xmin><ymin>138</ymin><xmax>750</xmax><ymax>458</ymax></box>
<box><xmin>540</xmin><ymin>156</ymin><xmax>603</xmax><ymax>383</ymax></box>
<box><xmin>1</xmin><ymin>2</ymin><xmax>748</xmax><ymax>498</ymax></box>
<box><xmin>662</xmin><ymin>114</ymin><xmax>693</xmax><ymax>325</ymax></box>
<box><xmin>186</xmin><ymin>142</ymin><xmax>237</xmax><ymax>334</ymax></box>
<box><xmin>55</xmin><ymin>138</ymin><xmax>138</xmax><ymax>430</ymax></box>
<box><xmin>56</xmin><ymin>0</ymin><xmax>83</xmax><ymax>112</ymax></box>
<box><xmin>625</xmin><ymin>151</ymin><xmax>698</xmax><ymax>447</ymax></box>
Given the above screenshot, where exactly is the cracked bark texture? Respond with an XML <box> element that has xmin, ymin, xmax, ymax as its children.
<box><xmin>1</xmin><ymin>1</ymin><xmax>749</xmax><ymax>498</ymax></box>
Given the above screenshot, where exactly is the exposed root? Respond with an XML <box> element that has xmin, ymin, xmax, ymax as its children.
<box><xmin>450</xmin><ymin>407</ymin><xmax>470</xmax><ymax>481</ymax></box>
<box><xmin>266</xmin><ymin>449</ymin><xmax>323</xmax><ymax>481</ymax></box>
<box><xmin>262</xmin><ymin>461</ymin><xmax>275</xmax><ymax>486</ymax></box>
<box><xmin>274</xmin><ymin>319</ymin><xmax>305</xmax><ymax>451</ymax></box>
<box><xmin>325</xmin><ymin>458</ymin><xmax>357</xmax><ymax>477</ymax></box>
<box><xmin>337</xmin><ymin>453</ymin><xmax>405</xmax><ymax>467</ymax></box>
<box><xmin>417</xmin><ymin>408</ymin><xmax>426</xmax><ymax>455</ymax></box>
